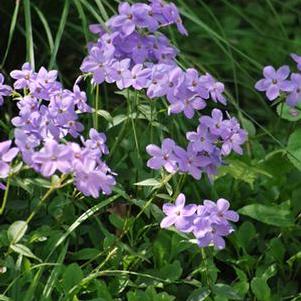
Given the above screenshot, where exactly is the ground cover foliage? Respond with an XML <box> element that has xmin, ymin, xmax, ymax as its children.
<box><xmin>0</xmin><ymin>0</ymin><xmax>301</xmax><ymax>300</ymax></box>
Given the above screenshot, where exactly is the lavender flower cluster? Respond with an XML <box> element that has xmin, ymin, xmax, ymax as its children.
<box><xmin>255</xmin><ymin>53</ymin><xmax>301</xmax><ymax>107</ymax></box>
<box><xmin>79</xmin><ymin>0</ymin><xmax>243</xmax><ymax>249</ymax></box>
<box><xmin>161</xmin><ymin>193</ymin><xmax>239</xmax><ymax>249</ymax></box>
<box><xmin>0</xmin><ymin>65</ymin><xmax>116</xmax><ymax>198</ymax></box>
<box><xmin>80</xmin><ymin>0</ymin><xmax>227</xmax><ymax>119</ymax></box>
<box><xmin>146</xmin><ymin>109</ymin><xmax>247</xmax><ymax>180</ymax></box>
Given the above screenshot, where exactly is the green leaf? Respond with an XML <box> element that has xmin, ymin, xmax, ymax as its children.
<box><xmin>238</xmin><ymin>204</ymin><xmax>294</xmax><ymax>227</ymax></box>
<box><xmin>277</xmin><ymin>103</ymin><xmax>301</xmax><ymax>121</ymax></box>
<box><xmin>109</xmin><ymin>213</ymin><xmax>124</xmax><ymax>229</ymax></box>
<box><xmin>71</xmin><ymin>248</ymin><xmax>99</xmax><ymax>260</ymax></box>
<box><xmin>10</xmin><ymin>244</ymin><xmax>41</xmax><ymax>262</ymax></box>
<box><xmin>94</xmin><ymin>109</ymin><xmax>113</xmax><ymax>123</ymax></box>
<box><xmin>187</xmin><ymin>288</ymin><xmax>211</xmax><ymax>301</ymax></box>
<box><xmin>7</xmin><ymin>220</ymin><xmax>28</xmax><ymax>243</ymax></box>
<box><xmin>157</xmin><ymin>260</ymin><xmax>182</xmax><ymax>281</ymax></box>
<box><xmin>134</xmin><ymin>178</ymin><xmax>161</xmax><ymax>187</ymax></box>
<box><xmin>287</xmin><ymin>129</ymin><xmax>301</xmax><ymax>170</ymax></box>
<box><xmin>251</xmin><ymin>277</ymin><xmax>271</xmax><ymax>301</ymax></box>
<box><xmin>212</xmin><ymin>284</ymin><xmax>241</xmax><ymax>300</ymax></box>
<box><xmin>241</xmin><ymin>116</ymin><xmax>256</xmax><ymax>137</ymax></box>
<box><xmin>235</xmin><ymin>221</ymin><xmax>256</xmax><ymax>249</ymax></box>
<box><xmin>218</xmin><ymin>159</ymin><xmax>272</xmax><ymax>188</ymax></box>
<box><xmin>268</xmin><ymin>238</ymin><xmax>285</xmax><ymax>262</ymax></box>
<box><xmin>62</xmin><ymin>263</ymin><xmax>83</xmax><ymax>291</ymax></box>
<box><xmin>233</xmin><ymin>268</ymin><xmax>249</xmax><ymax>297</ymax></box>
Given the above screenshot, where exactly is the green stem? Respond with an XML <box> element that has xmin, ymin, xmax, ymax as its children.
<box><xmin>201</xmin><ymin>248</ymin><xmax>212</xmax><ymax>289</ymax></box>
<box><xmin>0</xmin><ymin>175</ymin><xmax>11</xmax><ymax>215</ymax></box>
<box><xmin>127</xmin><ymin>90</ymin><xmax>141</xmax><ymax>159</ymax></box>
<box><xmin>174</xmin><ymin>174</ymin><xmax>186</xmax><ymax>199</ymax></box>
<box><xmin>94</xmin><ymin>85</ymin><xmax>100</xmax><ymax>130</ymax></box>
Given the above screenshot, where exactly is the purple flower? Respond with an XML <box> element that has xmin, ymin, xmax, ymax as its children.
<box><xmin>185</xmin><ymin>68</ymin><xmax>209</xmax><ymax>98</ymax></box>
<box><xmin>0</xmin><ymin>140</ymin><xmax>19</xmax><ymax>178</ymax></box>
<box><xmin>48</xmin><ymin>90</ymin><xmax>76</xmax><ymax>126</ymax></box>
<box><xmin>168</xmin><ymin>92</ymin><xmax>206</xmax><ymax>119</ymax></box>
<box><xmin>32</xmin><ymin>140</ymin><xmax>72</xmax><ymax>177</ymax></box>
<box><xmin>65</xmin><ymin>119</ymin><xmax>84</xmax><ymax>138</ymax></box>
<box><xmin>148</xmin><ymin>34</ymin><xmax>178</xmax><ymax>64</ymax></box>
<box><xmin>165</xmin><ymin>3</ymin><xmax>188</xmax><ymax>36</ymax></box>
<box><xmin>29</xmin><ymin>67</ymin><xmax>59</xmax><ymax>99</ymax></box>
<box><xmin>160</xmin><ymin>193</ymin><xmax>196</xmax><ymax>231</ymax></box>
<box><xmin>108</xmin><ymin>3</ymin><xmax>136</xmax><ymax>36</ymax></box>
<box><xmin>291</xmin><ymin>53</ymin><xmax>301</xmax><ymax>71</ymax></box>
<box><xmin>85</xmin><ymin>128</ymin><xmax>109</xmax><ymax>156</ymax></box>
<box><xmin>199</xmin><ymin>108</ymin><xmax>224</xmax><ymax>136</ymax></box>
<box><xmin>146</xmin><ymin>138</ymin><xmax>178</xmax><ymax>173</ymax></box>
<box><xmin>108</xmin><ymin>59</ymin><xmax>132</xmax><ymax>89</ymax></box>
<box><xmin>200</xmin><ymin>73</ymin><xmax>227</xmax><ymax>105</ymax></box>
<box><xmin>130</xmin><ymin>64</ymin><xmax>151</xmax><ymax>90</ymax></box>
<box><xmin>164</xmin><ymin>66</ymin><xmax>185</xmax><ymax>100</ymax></box>
<box><xmin>186</xmin><ymin>124</ymin><xmax>215</xmax><ymax>153</ymax></box>
<box><xmin>89</xmin><ymin>24</ymin><xmax>105</xmax><ymax>35</ymax></box>
<box><xmin>17</xmin><ymin>95</ymin><xmax>39</xmax><ymax>115</ymax></box>
<box><xmin>72</xmin><ymin>84</ymin><xmax>92</xmax><ymax>113</ymax></box>
<box><xmin>174</xmin><ymin>144</ymin><xmax>205</xmax><ymax>180</ymax></box>
<box><xmin>203</xmin><ymin>198</ymin><xmax>239</xmax><ymax>224</ymax></box>
<box><xmin>221</xmin><ymin>117</ymin><xmax>247</xmax><ymax>156</ymax></box>
<box><xmin>132</xmin><ymin>3</ymin><xmax>159</xmax><ymax>32</ymax></box>
<box><xmin>255</xmin><ymin>65</ymin><xmax>294</xmax><ymax>101</ymax></box>
<box><xmin>74</xmin><ymin>158</ymin><xmax>116</xmax><ymax>197</ymax></box>
<box><xmin>10</xmin><ymin>62</ymin><xmax>34</xmax><ymax>90</ymax></box>
<box><xmin>195</xmin><ymin>222</ymin><xmax>232</xmax><ymax>250</ymax></box>
<box><xmin>14</xmin><ymin>129</ymin><xmax>39</xmax><ymax>166</ymax></box>
<box><xmin>12</xmin><ymin>111</ymin><xmax>41</xmax><ymax>134</ymax></box>
<box><xmin>286</xmin><ymin>73</ymin><xmax>301</xmax><ymax>107</ymax></box>
<box><xmin>0</xmin><ymin>73</ymin><xmax>12</xmax><ymax>106</ymax></box>
<box><xmin>80</xmin><ymin>46</ymin><xmax>112</xmax><ymax>84</ymax></box>
<box><xmin>99</xmin><ymin>32</ymin><xmax>119</xmax><ymax>58</ymax></box>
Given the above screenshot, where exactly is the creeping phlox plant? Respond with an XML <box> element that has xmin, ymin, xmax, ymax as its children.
<box><xmin>80</xmin><ymin>0</ymin><xmax>247</xmax><ymax>249</ymax></box>
<box><xmin>0</xmin><ymin>64</ymin><xmax>116</xmax><ymax>198</ymax></box>
<box><xmin>256</xmin><ymin>53</ymin><xmax>301</xmax><ymax>107</ymax></box>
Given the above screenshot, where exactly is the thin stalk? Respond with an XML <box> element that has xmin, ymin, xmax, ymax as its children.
<box><xmin>127</xmin><ymin>90</ymin><xmax>141</xmax><ymax>159</ymax></box>
<box><xmin>0</xmin><ymin>174</ymin><xmax>11</xmax><ymax>215</ymax></box>
<box><xmin>94</xmin><ymin>85</ymin><xmax>100</xmax><ymax>130</ymax></box>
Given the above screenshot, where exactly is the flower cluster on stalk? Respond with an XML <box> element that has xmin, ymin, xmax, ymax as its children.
<box><xmin>0</xmin><ymin>64</ymin><xmax>116</xmax><ymax>198</ymax></box>
<box><xmin>80</xmin><ymin>0</ymin><xmax>227</xmax><ymax>119</ymax></box>
<box><xmin>80</xmin><ymin>0</ymin><xmax>244</xmax><ymax>249</ymax></box>
<box><xmin>146</xmin><ymin>109</ymin><xmax>246</xmax><ymax>180</ymax></box>
<box><xmin>161</xmin><ymin>193</ymin><xmax>239</xmax><ymax>249</ymax></box>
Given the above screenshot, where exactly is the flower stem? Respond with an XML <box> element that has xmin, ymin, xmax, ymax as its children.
<box><xmin>0</xmin><ymin>175</ymin><xmax>11</xmax><ymax>215</ymax></box>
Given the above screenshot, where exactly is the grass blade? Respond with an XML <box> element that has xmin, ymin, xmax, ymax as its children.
<box><xmin>24</xmin><ymin>0</ymin><xmax>35</xmax><ymax>68</ymax></box>
<box><xmin>46</xmin><ymin>194</ymin><xmax>120</xmax><ymax>260</ymax></box>
<box><xmin>32</xmin><ymin>4</ymin><xmax>54</xmax><ymax>53</ymax></box>
<box><xmin>49</xmin><ymin>0</ymin><xmax>70</xmax><ymax>69</ymax></box>
<box><xmin>1</xmin><ymin>0</ymin><xmax>20</xmax><ymax>67</ymax></box>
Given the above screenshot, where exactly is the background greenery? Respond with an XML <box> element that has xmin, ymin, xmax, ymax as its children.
<box><xmin>0</xmin><ymin>0</ymin><xmax>301</xmax><ymax>300</ymax></box>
